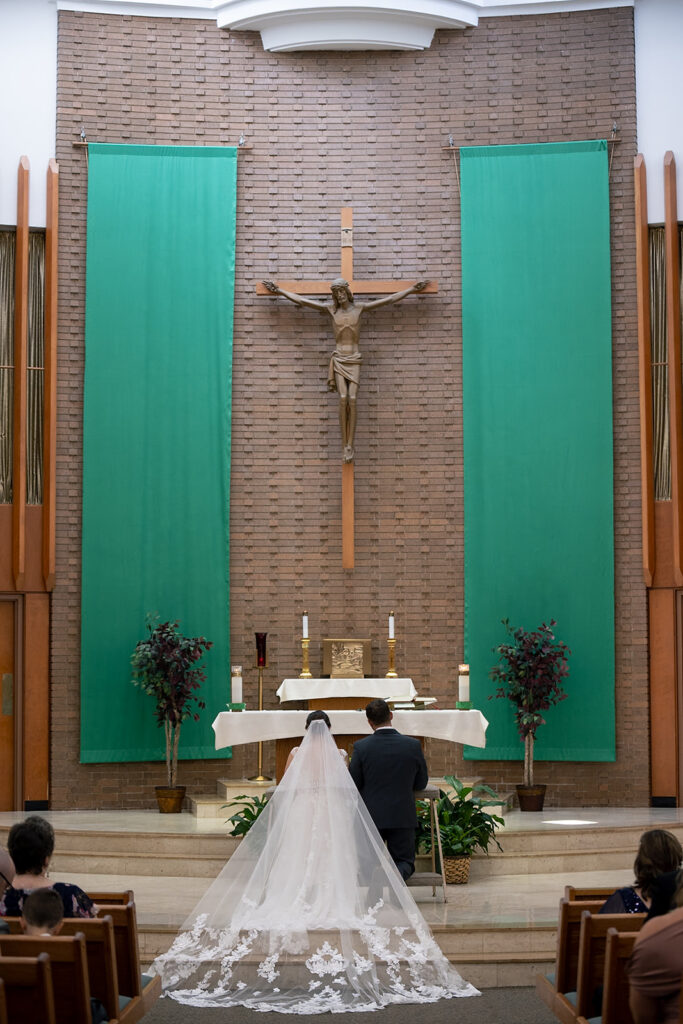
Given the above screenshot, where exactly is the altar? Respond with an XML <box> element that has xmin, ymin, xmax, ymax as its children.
<box><xmin>275</xmin><ymin>676</ymin><xmax>417</xmax><ymax>708</ymax></box>
<box><xmin>212</xmin><ymin>708</ymin><xmax>488</xmax><ymax>780</ymax></box>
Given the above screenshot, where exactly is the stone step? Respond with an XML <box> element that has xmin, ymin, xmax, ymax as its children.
<box><xmin>469</xmin><ymin>844</ymin><xmax>634</xmax><ymax>878</ymax></box>
<box><xmin>216</xmin><ymin>778</ymin><xmax>280</xmax><ymax>801</ymax></box>
<box><xmin>491</xmin><ymin>820</ymin><xmax>683</xmax><ymax>855</ymax></box>
<box><xmin>0</xmin><ymin>825</ymin><xmax>235</xmax><ymax>859</ymax></box>
<box><xmin>2</xmin><ymin>820</ymin><xmax>648</xmax><ymax>878</ymax></box>
<box><xmin>203</xmin><ymin>775</ymin><xmax>514</xmax><ymax>820</ymax></box>
<box><xmin>133</xmin><ymin>909</ymin><xmax>556</xmax><ymax>989</ymax></box>
<box><xmin>48</xmin><ymin>848</ymin><xmax>229</xmax><ymax>878</ymax></box>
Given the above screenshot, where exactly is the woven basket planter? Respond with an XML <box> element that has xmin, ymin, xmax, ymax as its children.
<box><xmin>442</xmin><ymin>855</ymin><xmax>471</xmax><ymax>884</ymax></box>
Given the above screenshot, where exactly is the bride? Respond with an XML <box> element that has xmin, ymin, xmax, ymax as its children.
<box><xmin>149</xmin><ymin>712</ymin><xmax>479</xmax><ymax>1012</ymax></box>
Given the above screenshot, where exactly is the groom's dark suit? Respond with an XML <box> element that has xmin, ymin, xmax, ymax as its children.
<box><xmin>349</xmin><ymin>727</ymin><xmax>428</xmax><ymax>879</ymax></box>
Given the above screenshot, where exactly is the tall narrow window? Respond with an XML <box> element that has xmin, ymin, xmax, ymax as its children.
<box><xmin>650</xmin><ymin>226</ymin><xmax>671</xmax><ymax>500</ymax></box>
<box><xmin>0</xmin><ymin>231</ymin><xmax>15</xmax><ymax>504</ymax></box>
<box><xmin>26</xmin><ymin>231</ymin><xmax>45</xmax><ymax>505</ymax></box>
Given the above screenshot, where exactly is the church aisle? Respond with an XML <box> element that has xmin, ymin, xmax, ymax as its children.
<box><xmin>142</xmin><ymin>986</ymin><xmax>555</xmax><ymax>1024</ymax></box>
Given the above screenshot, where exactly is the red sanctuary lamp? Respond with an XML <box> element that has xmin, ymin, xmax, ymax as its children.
<box><xmin>255</xmin><ymin>632</ymin><xmax>267</xmax><ymax>668</ymax></box>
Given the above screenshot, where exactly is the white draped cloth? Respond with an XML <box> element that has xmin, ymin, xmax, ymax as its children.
<box><xmin>149</xmin><ymin>720</ymin><xmax>479</xmax><ymax>1013</ymax></box>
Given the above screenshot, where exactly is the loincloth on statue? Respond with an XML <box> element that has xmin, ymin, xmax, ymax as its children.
<box><xmin>328</xmin><ymin>349</ymin><xmax>362</xmax><ymax>391</ymax></box>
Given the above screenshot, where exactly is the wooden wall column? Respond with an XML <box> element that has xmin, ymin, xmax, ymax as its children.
<box><xmin>13</xmin><ymin>157</ymin><xmax>29</xmax><ymax>591</ymax></box>
<box><xmin>22</xmin><ymin>594</ymin><xmax>50</xmax><ymax>804</ymax></box>
<box><xmin>645</xmin><ymin>152</ymin><xmax>683</xmax><ymax>803</ymax></box>
<box><xmin>665</xmin><ymin>152</ymin><xmax>683</xmax><ymax>586</ymax></box>
<box><xmin>635</xmin><ymin>154</ymin><xmax>655</xmax><ymax>585</ymax></box>
<box><xmin>43</xmin><ymin>159</ymin><xmax>58</xmax><ymax>592</ymax></box>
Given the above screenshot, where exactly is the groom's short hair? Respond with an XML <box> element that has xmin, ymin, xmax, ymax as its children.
<box><xmin>366</xmin><ymin>699</ymin><xmax>391</xmax><ymax>727</ymax></box>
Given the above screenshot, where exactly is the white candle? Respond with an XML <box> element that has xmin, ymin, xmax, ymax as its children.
<box><xmin>389</xmin><ymin>612</ymin><xmax>395</xmax><ymax>640</ymax></box>
<box><xmin>231</xmin><ymin>666</ymin><xmax>243</xmax><ymax>705</ymax></box>
<box><xmin>458</xmin><ymin>664</ymin><xmax>470</xmax><ymax>703</ymax></box>
<box><xmin>302</xmin><ymin>611</ymin><xmax>309</xmax><ymax>639</ymax></box>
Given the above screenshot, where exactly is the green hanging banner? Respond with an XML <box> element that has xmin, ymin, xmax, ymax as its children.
<box><xmin>460</xmin><ymin>141</ymin><xmax>615</xmax><ymax>762</ymax></box>
<box><xmin>81</xmin><ymin>144</ymin><xmax>236</xmax><ymax>762</ymax></box>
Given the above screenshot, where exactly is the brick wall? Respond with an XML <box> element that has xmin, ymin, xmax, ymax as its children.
<box><xmin>52</xmin><ymin>7</ymin><xmax>643</xmax><ymax>808</ymax></box>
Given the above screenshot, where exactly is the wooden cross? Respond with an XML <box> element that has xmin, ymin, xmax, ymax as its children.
<box><xmin>257</xmin><ymin>207</ymin><xmax>438</xmax><ymax>569</ymax></box>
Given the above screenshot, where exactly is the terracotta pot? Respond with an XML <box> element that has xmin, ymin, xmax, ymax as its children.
<box><xmin>442</xmin><ymin>855</ymin><xmax>471</xmax><ymax>884</ymax></box>
<box><xmin>155</xmin><ymin>785</ymin><xmax>186</xmax><ymax>813</ymax></box>
<box><xmin>516</xmin><ymin>784</ymin><xmax>546</xmax><ymax>812</ymax></box>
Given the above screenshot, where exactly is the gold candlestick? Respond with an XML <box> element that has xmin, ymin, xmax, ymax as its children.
<box><xmin>249</xmin><ymin>662</ymin><xmax>273</xmax><ymax>783</ymax></box>
<box><xmin>299</xmin><ymin>637</ymin><xmax>313</xmax><ymax>678</ymax></box>
<box><xmin>386</xmin><ymin>638</ymin><xmax>398</xmax><ymax>678</ymax></box>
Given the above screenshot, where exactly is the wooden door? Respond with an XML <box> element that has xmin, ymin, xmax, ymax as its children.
<box><xmin>0</xmin><ymin>600</ymin><xmax>15</xmax><ymax>810</ymax></box>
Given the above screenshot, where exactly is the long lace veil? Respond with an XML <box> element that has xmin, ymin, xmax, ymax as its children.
<box><xmin>150</xmin><ymin>719</ymin><xmax>478</xmax><ymax>1012</ymax></box>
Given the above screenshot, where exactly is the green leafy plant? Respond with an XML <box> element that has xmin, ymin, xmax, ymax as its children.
<box><xmin>489</xmin><ymin>619</ymin><xmax>570</xmax><ymax>787</ymax></box>
<box><xmin>417</xmin><ymin>776</ymin><xmax>504</xmax><ymax>859</ymax></box>
<box><xmin>224</xmin><ymin>794</ymin><xmax>270</xmax><ymax>837</ymax></box>
<box><xmin>131</xmin><ymin>617</ymin><xmax>212</xmax><ymax>788</ymax></box>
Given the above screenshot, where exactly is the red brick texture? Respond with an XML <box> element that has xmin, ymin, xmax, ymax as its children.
<box><xmin>51</xmin><ymin>7</ymin><xmax>643</xmax><ymax>808</ymax></box>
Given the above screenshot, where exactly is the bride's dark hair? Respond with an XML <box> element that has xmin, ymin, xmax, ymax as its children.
<box><xmin>305</xmin><ymin>709</ymin><xmax>331</xmax><ymax>729</ymax></box>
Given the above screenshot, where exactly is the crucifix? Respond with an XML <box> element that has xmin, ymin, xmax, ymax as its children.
<box><xmin>257</xmin><ymin>207</ymin><xmax>438</xmax><ymax>569</ymax></box>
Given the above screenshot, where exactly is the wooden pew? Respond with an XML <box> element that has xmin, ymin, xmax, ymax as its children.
<box><xmin>2</xmin><ymin>915</ymin><xmax>124</xmax><ymax>1021</ymax></box>
<box><xmin>96</xmin><ymin>901</ymin><xmax>161</xmax><ymax>1014</ymax></box>
<box><xmin>554</xmin><ymin>910</ymin><xmax>646</xmax><ymax>1024</ymax></box>
<box><xmin>564</xmin><ymin>886</ymin><xmax>613</xmax><ymax>903</ymax></box>
<box><xmin>88</xmin><ymin>890</ymin><xmax>135</xmax><ymax>906</ymax></box>
<box><xmin>61</xmin><ymin>916</ymin><xmax>120</xmax><ymax>1021</ymax></box>
<box><xmin>0</xmin><ymin>953</ymin><xmax>56</xmax><ymax>1024</ymax></box>
<box><xmin>0</xmin><ymin>933</ymin><xmax>92</xmax><ymax>1024</ymax></box>
<box><xmin>575</xmin><ymin>928</ymin><xmax>639</xmax><ymax>1024</ymax></box>
<box><xmin>600</xmin><ymin>927</ymin><xmax>639</xmax><ymax>1024</ymax></box>
<box><xmin>536</xmin><ymin>899</ymin><xmax>605</xmax><ymax>1011</ymax></box>
<box><xmin>0</xmin><ymin>977</ymin><xmax>7</xmax><ymax>1024</ymax></box>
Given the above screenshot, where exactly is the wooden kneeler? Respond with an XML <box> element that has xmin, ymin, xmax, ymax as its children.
<box><xmin>406</xmin><ymin>785</ymin><xmax>448</xmax><ymax>902</ymax></box>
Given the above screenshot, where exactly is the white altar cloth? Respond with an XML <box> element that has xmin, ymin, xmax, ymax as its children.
<box><xmin>276</xmin><ymin>677</ymin><xmax>417</xmax><ymax>702</ymax></box>
<box><xmin>212</xmin><ymin>709</ymin><xmax>488</xmax><ymax>749</ymax></box>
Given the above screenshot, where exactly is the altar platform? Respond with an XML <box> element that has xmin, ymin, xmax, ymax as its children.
<box><xmin>3</xmin><ymin>805</ymin><xmax>683</xmax><ymax>989</ymax></box>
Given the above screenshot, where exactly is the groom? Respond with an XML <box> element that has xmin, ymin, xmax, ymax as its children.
<box><xmin>349</xmin><ymin>698</ymin><xmax>429</xmax><ymax>880</ymax></box>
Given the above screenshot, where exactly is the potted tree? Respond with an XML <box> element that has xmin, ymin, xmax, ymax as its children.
<box><xmin>417</xmin><ymin>776</ymin><xmax>504</xmax><ymax>884</ymax></box>
<box><xmin>131</xmin><ymin>618</ymin><xmax>212</xmax><ymax>812</ymax></box>
<box><xmin>489</xmin><ymin>619</ymin><xmax>570</xmax><ymax>811</ymax></box>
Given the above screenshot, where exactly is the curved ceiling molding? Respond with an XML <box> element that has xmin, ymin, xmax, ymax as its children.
<box><xmin>214</xmin><ymin>1</ymin><xmax>480</xmax><ymax>51</ymax></box>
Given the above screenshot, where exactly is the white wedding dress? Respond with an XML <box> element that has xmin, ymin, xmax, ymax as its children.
<box><xmin>149</xmin><ymin>720</ymin><xmax>478</xmax><ymax>1013</ymax></box>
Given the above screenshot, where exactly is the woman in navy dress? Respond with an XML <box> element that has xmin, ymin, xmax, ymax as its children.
<box><xmin>600</xmin><ymin>829</ymin><xmax>682</xmax><ymax>915</ymax></box>
<box><xmin>0</xmin><ymin>815</ymin><xmax>95</xmax><ymax>919</ymax></box>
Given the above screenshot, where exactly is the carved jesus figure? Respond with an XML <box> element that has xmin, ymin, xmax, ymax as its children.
<box><xmin>262</xmin><ymin>277</ymin><xmax>428</xmax><ymax>462</ymax></box>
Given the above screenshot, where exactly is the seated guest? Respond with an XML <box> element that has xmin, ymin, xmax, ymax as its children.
<box><xmin>20</xmin><ymin>887</ymin><xmax>108</xmax><ymax>1024</ymax></box>
<box><xmin>0</xmin><ymin>846</ymin><xmax>14</xmax><ymax>895</ymax></box>
<box><xmin>599</xmin><ymin>829</ymin><xmax>682</xmax><ymax>914</ymax></box>
<box><xmin>0</xmin><ymin>848</ymin><xmax>11</xmax><ymax>933</ymax></box>
<box><xmin>629</xmin><ymin>870</ymin><xmax>683</xmax><ymax>1024</ymax></box>
<box><xmin>21</xmin><ymin>887</ymin><xmax>64</xmax><ymax>935</ymax></box>
<box><xmin>0</xmin><ymin>815</ymin><xmax>96</xmax><ymax>918</ymax></box>
<box><xmin>645</xmin><ymin>869</ymin><xmax>681</xmax><ymax>920</ymax></box>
